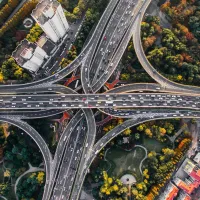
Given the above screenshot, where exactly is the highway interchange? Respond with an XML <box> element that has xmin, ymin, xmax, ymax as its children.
<box><xmin>1</xmin><ymin>0</ymin><xmax>200</xmax><ymax>200</ymax></box>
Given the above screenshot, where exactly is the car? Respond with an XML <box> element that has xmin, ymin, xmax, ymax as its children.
<box><xmin>104</xmin><ymin>36</ymin><xmax>107</xmax><ymax>40</ymax></box>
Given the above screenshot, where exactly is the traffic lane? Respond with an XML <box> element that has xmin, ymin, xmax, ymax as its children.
<box><xmin>0</xmin><ymin>99</ymin><xmax>200</xmax><ymax>110</ymax></box>
<box><xmin>49</xmin><ymin>111</ymin><xmax>84</xmax><ymax>199</ymax></box>
<box><xmin>54</xmin><ymin>124</ymin><xmax>86</xmax><ymax>200</ymax></box>
<box><xmin>89</xmin><ymin>0</ymin><xmax>134</xmax><ymax>78</ymax></box>
<box><xmin>91</xmin><ymin>13</ymin><xmax>139</xmax><ymax>91</ymax></box>
<box><xmin>91</xmin><ymin>0</ymin><xmax>154</xmax><ymax>91</ymax></box>
<box><xmin>52</xmin><ymin>130</ymin><xmax>79</xmax><ymax>198</ymax></box>
<box><xmin>102</xmin><ymin>108</ymin><xmax>194</xmax><ymax>118</ymax></box>
<box><xmin>69</xmin><ymin>109</ymin><xmax>96</xmax><ymax>200</ymax></box>
<box><xmin>0</xmin><ymin>109</ymin><xmax>65</xmax><ymax>119</ymax></box>
<box><xmin>81</xmin><ymin>0</ymin><xmax>122</xmax><ymax>93</ymax></box>
<box><xmin>1</xmin><ymin>92</ymin><xmax>200</xmax><ymax>101</ymax></box>
<box><xmin>90</xmin><ymin>0</ymin><xmax>138</xmax><ymax>83</ymax></box>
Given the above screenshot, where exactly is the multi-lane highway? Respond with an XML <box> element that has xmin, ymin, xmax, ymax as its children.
<box><xmin>0</xmin><ymin>93</ymin><xmax>199</xmax><ymax>110</ymax></box>
<box><xmin>2</xmin><ymin>0</ymin><xmax>200</xmax><ymax>200</ymax></box>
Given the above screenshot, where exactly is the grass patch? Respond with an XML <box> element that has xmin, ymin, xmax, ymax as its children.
<box><xmin>106</xmin><ymin>147</ymin><xmax>145</xmax><ymax>181</ymax></box>
<box><xmin>143</xmin><ymin>136</ymin><xmax>168</xmax><ymax>153</ymax></box>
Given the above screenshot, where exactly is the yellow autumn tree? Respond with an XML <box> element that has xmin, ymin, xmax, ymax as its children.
<box><xmin>145</xmin><ymin>128</ymin><xmax>152</xmax><ymax>138</ymax></box>
<box><xmin>123</xmin><ymin>128</ymin><xmax>131</xmax><ymax>136</ymax></box>
<box><xmin>37</xmin><ymin>171</ymin><xmax>45</xmax><ymax>184</ymax></box>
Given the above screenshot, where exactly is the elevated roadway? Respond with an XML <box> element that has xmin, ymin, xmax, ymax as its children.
<box><xmin>47</xmin><ymin>110</ymin><xmax>85</xmax><ymax>200</ymax></box>
<box><xmin>69</xmin><ymin>109</ymin><xmax>96</xmax><ymax>200</ymax></box>
<box><xmin>0</xmin><ymin>93</ymin><xmax>200</xmax><ymax>110</ymax></box>
<box><xmin>91</xmin><ymin>0</ymin><xmax>149</xmax><ymax>92</ymax></box>
<box><xmin>81</xmin><ymin>0</ymin><xmax>125</xmax><ymax>93</ymax></box>
<box><xmin>1</xmin><ymin>0</ymin><xmax>200</xmax><ymax>199</ymax></box>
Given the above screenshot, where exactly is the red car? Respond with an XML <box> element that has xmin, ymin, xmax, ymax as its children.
<box><xmin>104</xmin><ymin>36</ymin><xmax>107</xmax><ymax>40</ymax></box>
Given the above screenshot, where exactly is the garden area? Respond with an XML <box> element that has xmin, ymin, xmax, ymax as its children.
<box><xmin>84</xmin><ymin>117</ymin><xmax>193</xmax><ymax>200</ymax></box>
<box><xmin>105</xmin><ymin>146</ymin><xmax>146</xmax><ymax>181</ymax></box>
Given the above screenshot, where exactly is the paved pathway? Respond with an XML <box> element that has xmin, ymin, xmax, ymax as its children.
<box><xmin>80</xmin><ymin>190</ymin><xmax>95</xmax><ymax>200</ymax></box>
<box><xmin>167</xmin><ymin>127</ymin><xmax>186</xmax><ymax>143</ymax></box>
<box><xmin>14</xmin><ymin>163</ymin><xmax>44</xmax><ymax>200</ymax></box>
<box><xmin>0</xmin><ymin>195</ymin><xmax>7</xmax><ymax>200</ymax></box>
<box><xmin>135</xmin><ymin>145</ymin><xmax>147</xmax><ymax>176</ymax></box>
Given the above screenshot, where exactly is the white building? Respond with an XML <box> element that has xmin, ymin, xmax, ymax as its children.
<box><xmin>12</xmin><ymin>40</ymin><xmax>48</xmax><ymax>72</ymax></box>
<box><xmin>31</xmin><ymin>0</ymin><xmax>69</xmax><ymax>43</ymax></box>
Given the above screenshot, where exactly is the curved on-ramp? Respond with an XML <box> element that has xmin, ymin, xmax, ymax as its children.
<box><xmin>133</xmin><ymin>0</ymin><xmax>200</xmax><ymax>94</ymax></box>
<box><xmin>0</xmin><ymin>117</ymin><xmax>52</xmax><ymax>200</ymax></box>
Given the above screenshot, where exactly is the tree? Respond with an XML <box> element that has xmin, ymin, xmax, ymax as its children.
<box><xmin>26</xmin><ymin>23</ymin><xmax>43</xmax><ymax>42</ymax></box>
<box><xmin>137</xmin><ymin>124</ymin><xmax>145</xmax><ymax>132</ymax></box>
<box><xmin>159</xmin><ymin>127</ymin><xmax>166</xmax><ymax>136</ymax></box>
<box><xmin>120</xmin><ymin>73</ymin><xmax>130</xmax><ymax>81</ymax></box>
<box><xmin>162</xmin><ymin>148</ymin><xmax>175</xmax><ymax>161</ymax></box>
<box><xmin>17</xmin><ymin>172</ymin><xmax>45</xmax><ymax>199</ymax></box>
<box><xmin>0</xmin><ymin>0</ymin><xmax>38</xmax><ymax>37</ymax></box>
<box><xmin>123</xmin><ymin>128</ymin><xmax>131</xmax><ymax>136</ymax></box>
<box><xmin>145</xmin><ymin>128</ymin><xmax>152</xmax><ymax>138</ymax></box>
<box><xmin>99</xmin><ymin>171</ymin><xmax>128</xmax><ymax>199</ymax></box>
<box><xmin>0</xmin><ymin>183</ymin><xmax>10</xmax><ymax>196</ymax></box>
<box><xmin>135</xmin><ymin>133</ymin><xmax>140</xmax><ymax>140</ymax></box>
<box><xmin>73</xmin><ymin>6</ymin><xmax>82</xmax><ymax>17</ymax></box>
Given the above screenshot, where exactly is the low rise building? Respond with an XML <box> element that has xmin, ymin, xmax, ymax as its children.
<box><xmin>183</xmin><ymin>159</ymin><xmax>200</xmax><ymax>181</ymax></box>
<box><xmin>158</xmin><ymin>182</ymin><xmax>179</xmax><ymax>200</ymax></box>
<box><xmin>177</xmin><ymin>192</ymin><xmax>191</xmax><ymax>200</ymax></box>
<box><xmin>173</xmin><ymin>177</ymin><xmax>200</xmax><ymax>194</ymax></box>
<box><xmin>12</xmin><ymin>39</ymin><xmax>48</xmax><ymax>72</ymax></box>
<box><xmin>194</xmin><ymin>152</ymin><xmax>200</xmax><ymax>166</ymax></box>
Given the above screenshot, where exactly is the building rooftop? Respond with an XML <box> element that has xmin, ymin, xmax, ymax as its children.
<box><xmin>174</xmin><ymin>177</ymin><xmax>200</xmax><ymax>194</ymax></box>
<box><xmin>193</xmin><ymin>152</ymin><xmax>200</xmax><ymax>166</ymax></box>
<box><xmin>32</xmin><ymin>0</ymin><xmax>60</xmax><ymax>25</ymax></box>
<box><xmin>183</xmin><ymin>159</ymin><xmax>200</xmax><ymax>181</ymax></box>
<box><xmin>159</xmin><ymin>182</ymin><xmax>179</xmax><ymax>200</ymax></box>
<box><xmin>177</xmin><ymin>192</ymin><xmax>191</xmax><ymax>200</ymax></box>
<box><xmin>12</xmin><ymin>39</ymin><xmax>36</xmax><ymax>66</ymax></box>
<box><xmin>184</xmin><ymin>160</ymin><xmax>196</xmax><ymax>175</ymax></box>
<box><xmin>37</xmin><ymin>34</ymin><xmax>56</xmax><ymax>55</ymax></box>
